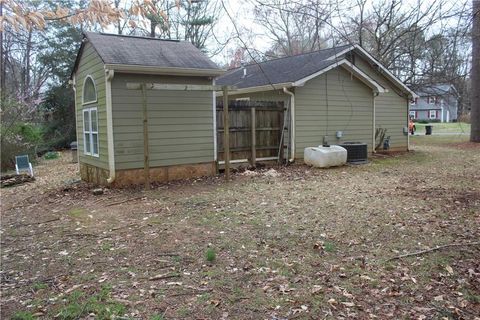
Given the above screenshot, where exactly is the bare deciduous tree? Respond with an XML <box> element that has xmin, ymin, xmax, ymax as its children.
<box><xmin>471</xmin><ymin>0</ymin><xmax>480</xmax><ymax>142</ymax></box>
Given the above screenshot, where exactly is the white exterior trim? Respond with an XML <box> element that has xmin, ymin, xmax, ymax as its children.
<box><xmin>83</xmin><ymin>107</ymin><xmax>99</xmax><ymax>157</ymax></box>
<box><xmin>212</xmin><ymin>79</ymin><xmax>217</xmax><ymax>162</ymax></box>
<box><xmin>350</xmin><ymin>45</ymin><xmax>418</xmax><ymax>98</ymax></box>
<box><xmin>82</xmin><ymin>75</ymin><xmax>98</xmax><ymax>105</ymax></box>
<box><xmin>216</xmin><ymin>83</ymin><xmax>293</xmax><ymax>96</ymax></box>
<box><xmin>104</xmin><ymin>64</ymin><xmax>225</xmax><ymax>77</ymax></box>
<box><xmin>105</xmin><ymin>69</ymin><xmax>116</xmax><ymax>184</ymax></box>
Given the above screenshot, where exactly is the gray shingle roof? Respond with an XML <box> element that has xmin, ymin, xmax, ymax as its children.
<box><xmin>216</xmin><ymin>45</ymin><xmax>352</xmax><ymax>89</ymax></box>
<box><xmin>83</xmin><ymin>32</ymin><xmax>220</xmax><ymax>70</ymax></box>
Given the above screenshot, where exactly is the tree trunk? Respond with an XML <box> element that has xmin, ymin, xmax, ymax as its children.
<box><xmin>0</xmin><ymin>1</ymin><xmax>4</xmax><ymax>103</ymax></box>
<box><xmin>471</xmin><ymin>0</ymin><xmax>480</xmax><ymax>142</ymax></box>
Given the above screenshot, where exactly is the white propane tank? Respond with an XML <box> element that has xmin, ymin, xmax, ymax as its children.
<box><xmin>304</xmin><ymin>145</ymin><xmax>348</xmax><ymax>168</ymax></box>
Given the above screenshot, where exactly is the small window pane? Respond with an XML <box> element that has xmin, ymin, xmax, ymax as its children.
<box><xmin>84</xmin><ymin>133</ymin><xmax>91</xmax><ymax>153</ymax></box>
<box><xmin>92</xmin><ymin>133</ymin><xmax>99</xmax><ymax>155</ymax></box>
<box><xmin>91</xmin><ymin>110</ymin><xmax>98</xmax><ymax>132</ymax></box>
<box><xmin>83</xmin><ymin>110</ymin><xmax>90</xmax><ymax>131</ymax></box>
<box><xmin>83</xmin><ymin>77</ymin><xmax>97</xmax><ymax>103</ymax></box>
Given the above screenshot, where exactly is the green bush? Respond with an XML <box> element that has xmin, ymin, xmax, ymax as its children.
<box><xmin>44</xmin><ymin>151</ymin><xmax>60</xmax><ymax>160</ymax></box>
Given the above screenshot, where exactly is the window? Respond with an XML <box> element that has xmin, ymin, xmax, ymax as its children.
<box><xmin>83</xmin><ymin>107</ymin><xmax>99</xmax><ymax>156</ymax></box>
<box><xmin>410</xmin><ymin>98</ymin><xmax>416</xmax><ymax>105</ymax></box>
<box><xmin>409</xmin><ymin>111</ymin><xmax>416</xmax><ymax>119</ymax></box>
<box><xmin>429</xmin><ymin>110</ymin><xmax>437</xmax><ymax>119</ymax></box>
<box><xmin>428</xmin><ymin>96</ymin><xmax>435</xmax><ymax>105</ymax></box>
<box><xmin>83</xmin><ymin>76</ymin><xmax>97</xmax><ymax>104</ymax></box>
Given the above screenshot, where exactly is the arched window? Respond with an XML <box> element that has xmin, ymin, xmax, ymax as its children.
<box><xmin>83</xmin><ymin>76</ymin><xmax>97</xmax><ymax>104</ymax></box>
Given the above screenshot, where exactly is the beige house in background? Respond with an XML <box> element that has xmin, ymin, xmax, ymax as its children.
<box><xmin>70</xmin><ymin>32</ymin><xmax>223</xmax><ymax>186</ymax></box>
<box><xmin>216</xmin><ymin>45</ymin><xmax>417</xmax><ymax>160</ymax></box>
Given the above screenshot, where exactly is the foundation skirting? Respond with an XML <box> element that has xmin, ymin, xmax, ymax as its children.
<box><xmin>80</xmin><ymin>162</ymin><xmax>216</xmax><ymax>187</ymax></box>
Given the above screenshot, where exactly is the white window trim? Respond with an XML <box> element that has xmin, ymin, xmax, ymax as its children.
<box><xmin>235</xmin><ymin>97</ymin><xmax>250</xmax><ymax>101</ymax></box>
<box><xmin>428</xmin><ymin>96</ymin><xmax>435</xmax><ymax>105</ymax></box>
<box><xmin>83</xmin><ymin>107</ymin><xmax>99</xmax><ymax>157</ymax></box>
<box><xmin>410</xmin><ymin>99</ymin><xmax>416</xmax><ymax>105</ymax></box>
<box><xmin>429</xmin><ymin>110</ymin><xmax>437</xmax><ymax>119</ymax></box>
<box><xmin>409</xmin><ymin>111</ymin><xmax>416</xmax><ymax>118</ymax></box>
<box><xmin>82</xmin><ymin>75</ymin><xmax>98</xmax><ymax>105</ymax></box>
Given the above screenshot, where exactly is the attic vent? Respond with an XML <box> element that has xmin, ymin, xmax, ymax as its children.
<box><xmin>338</xmin><ymin>142</ymin><xmax>368</xmax><ymax>164</ymax></box>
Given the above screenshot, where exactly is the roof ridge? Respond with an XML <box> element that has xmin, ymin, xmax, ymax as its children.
<box><xmin>228</xmin><ymin>44</ymin><xmax>353</xmax><ymax>71</ymax></box>
<box><xmin>87</xmin><ymin>32</ymin><xmax>181</xmax><ymax>42</ymax></box>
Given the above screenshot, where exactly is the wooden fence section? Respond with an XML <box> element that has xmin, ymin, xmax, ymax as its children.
<box><xmin>217</xmin><ymin>100</ymin><xmax>285</xmax><ymax>164</ymax></box>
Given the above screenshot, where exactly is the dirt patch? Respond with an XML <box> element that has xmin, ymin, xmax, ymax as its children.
<box><xmin>1</xmin><ymin>140</ymin><xmax>480</xmax><ymax>319</ymax></box>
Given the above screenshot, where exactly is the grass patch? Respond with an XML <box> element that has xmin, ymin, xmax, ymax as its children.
<box><xmin>67</xmin><ymin>208</ymin><xmax>86</xmax><ymax>218</ymax></box>
<box><xmin>205</xmin><ymin>248</ymin><xmax>216</xmax><ymax>262</ymax></box>
<box><xmin>43</xmin><ymin>151</ymin><xmax>60</xmax><ymax>160</ymax></box>
<box><xmin>55</xmin><ymin>285</ymin><xmax>126</xmax><ymax>320</ymax></box>
<box><xmin>11</xmin><ymin>311</ymin><xmax>35</xmax><ymax>320</ymax></box>
<box><xmin>32</xmin><ymin>282</ymin><xmax>48</xmax><ymax>291</ymax></box>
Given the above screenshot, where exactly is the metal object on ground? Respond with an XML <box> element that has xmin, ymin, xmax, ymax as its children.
<box><xmin>70</xmin><ymin>141</ymin><xmax>78</xmax><ymax>163</ymax></box>
<box><xmin>338</xmin><ymin>142</ymin><xmax>368</xmax><ymax>164</ymax></box>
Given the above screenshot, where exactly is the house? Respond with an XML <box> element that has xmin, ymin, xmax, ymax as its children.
<box><xmin>70</xmin><ymin>32</ymin><xmax>223</xmax><ymax>186</ymax></box>
<box><xmin>409</xmin><ymin>84</ymin><xmax>458</xmax><ymax>122</ymax></box>
<box><xmin>216</xmin><ymin>45</ymin><xmax>417</xmax><ymax>161</ymax></box>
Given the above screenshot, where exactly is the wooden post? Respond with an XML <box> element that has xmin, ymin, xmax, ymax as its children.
<box><xmin>141</xmin><ymin>83</ymin><xmax>150</xmax><ymax>190</ymax></box>
<box><xmin>250</xmin><ymin>107</ymin><xmax>256</xmax><ymax>167</ymax></box>
<box><xmin>222</xmin><ymin>86</ymin><xmax>230</xmax><ymax>181</ymax></box>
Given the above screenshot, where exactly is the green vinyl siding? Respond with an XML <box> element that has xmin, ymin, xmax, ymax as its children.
<box><xmin>353</xmin><ymin>54</ymin><xmax>409</xmax><ymax>150</ymax></box>
<box><xmin>111</xmin><ymin>73</ymin><xmax>214</xmax><ymax>170</ymax></box>
<box><xmin>74</xmin><ymin>42</ymin><xmax>108</xmax><ymax>169</ymax></box>
<box><xmin>295</xmin><ymin>67</ymin><xmax>374</xmax><ymax>158</ymax></box>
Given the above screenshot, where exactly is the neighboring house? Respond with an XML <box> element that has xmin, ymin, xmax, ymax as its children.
<box><xmin>216</xmin><ymin>45</ymin><xmax>416</xmax><ymax>160</ymax></box>
<box><xmin>70</xmin><ymin>32</ymin><xmax>223</xmax><ymax>186</ymax></box>
<box><xmin>409</xmin><ymin>84</ymin><xmax>458</xmax><ymax>122</ymax></box>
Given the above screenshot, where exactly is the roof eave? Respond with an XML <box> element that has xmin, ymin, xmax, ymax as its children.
<box><xmin>216</xmin><ymin>82</ymin><xmax>293</xmax><ymax>96</ymax></box>
<box><xmin>352</xmin><ymin>45</ymin><xmax>418</xmax><ymax>98</ymax></box>
<box><xmin>104</xmin><ymin>64</ymin><xmax>225</xmax><ymax>77</ymax></box>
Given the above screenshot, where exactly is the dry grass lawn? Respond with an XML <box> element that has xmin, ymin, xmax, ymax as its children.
<box><xmin>1</xmin><ymin>135</ymin><xmax>479</xmax><ymax>319</ymax></box>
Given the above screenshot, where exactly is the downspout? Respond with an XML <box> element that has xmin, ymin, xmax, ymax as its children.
<box><xmin>105</xmin><ymin>69</ymin><xmax>116</xmax><ymax>184</ymax></box>
<box><xmin>212</xmin><ymin>79</ymin><xmax>217</xmax><ymax>162</ymax></box>
<box><xmin>372</xmin><ymin>92</ymin><xmax>378</xmax><ymax>153</ymax></box>
<box><xmin>283</xmin><ymin>87</ymin><xmax>295</xmax><ymax>162</ymax></box>
<box><xmin>71</xmin><ymin>75</ymin><xmax>80</xmax><ymax>164</ymax></box>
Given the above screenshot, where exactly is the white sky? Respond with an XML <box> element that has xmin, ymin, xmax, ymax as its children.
<box><xmin>103</xmin><ymin>0</ymin><xmax>470</xmax><ymax>66</ymax></box>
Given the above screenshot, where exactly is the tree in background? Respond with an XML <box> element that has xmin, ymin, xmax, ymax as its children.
<box><xmin>140</xmin><ymin>0</ymin><xmax>220</xmax><ymax>51</ymax></box>
<box><xmin>471</xmin><ymin>0</ymin><xmax>480</xmax><ymax>142</ymax></box>
<box><xmin>254</xmin><ymin>0</ymin><xmax>330</xmax><ymax>57</ymax></box>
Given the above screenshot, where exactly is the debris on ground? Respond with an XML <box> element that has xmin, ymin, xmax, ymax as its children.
<box><xmin>263</xmin><ymin>168</ymin><xmax>281</xmax><ymax>177</ymax></box>
<box><xmin>0</xmin><ymin>173</ymin><xmax>35</xmax><ymax>188</ymax></box>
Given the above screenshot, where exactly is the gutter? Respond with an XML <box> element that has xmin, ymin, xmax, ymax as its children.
<box><xmin>105</xmin><ymin>69</ymin><xmax>116</xmax><ymax>184</ymax></box>
<box><xmin>283</xmin><ymin>87</ymin><xmax>295</xmax><ymax>162</ymax></box>
<box><xmin>104</xmin><ymin>64</ymin><xmax>225</xmax><ymax>77</ymax></box>
<box><xmin>70</xmin><ymin>75</ymin><xmax>80</xmax><ymax>164</ymax></box>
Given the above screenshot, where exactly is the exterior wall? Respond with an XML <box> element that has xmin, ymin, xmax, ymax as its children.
<box><xmin>111</xmin><ymin>73</ymin><xmax>215</xmax><ymax>170</ymax></box>
<box><xmin>75</xmin><ymin>42</ymin><xmax>109</xmax><ymax>169</ymax></box>
<box><xmin>353</xmin><ymin>54</ymin><xmax>409</xmax><ymax>151</ymax></box>
<box><xmin>295</xmin><ymin>67</ymin><xmax>374</xmax><ymax>157</ymax></box>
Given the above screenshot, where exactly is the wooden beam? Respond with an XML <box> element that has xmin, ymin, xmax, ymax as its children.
<box><xmin>250</xmin><ymin>107</ymin><xmax>256</xmax><ymax>167</ymax></box>
<box><xmin>141</xmin><ymin>83</ymin><xmax>150</xmax><ymax>190</ymax></box>
<box><xmin>127</xmin><ymin>83</ymin><xmax>235</xmax><ymax>91</ymax></box>
<box><xmin>223</xmin><ymin>86</ymin><xmax>230</xmax><ymax>181</ymax></box>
